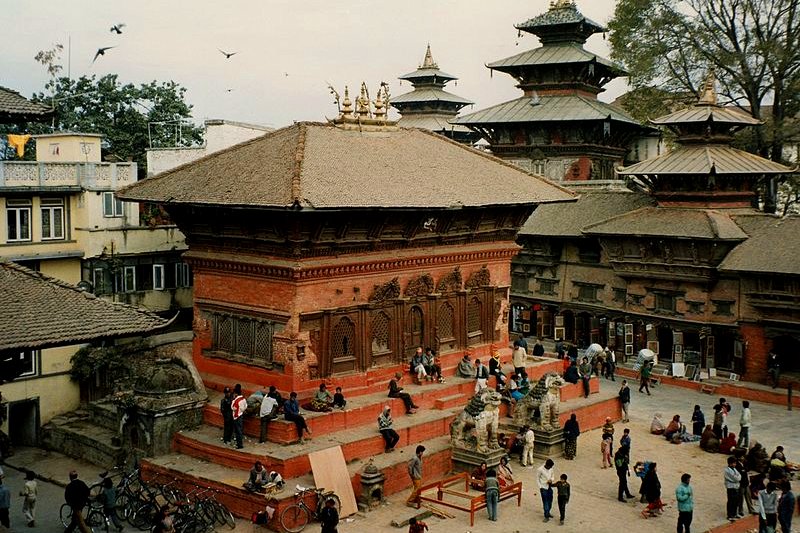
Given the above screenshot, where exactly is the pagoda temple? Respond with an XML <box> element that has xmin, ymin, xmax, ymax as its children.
<box><xmin>392</xmin><ymin>45</ymin><xmax>479</xmax><ymax>144</ymax></box>
<box><xmin>510</xmin><ymin>71</ymin><xmax>798</xmax><ymax>383</ymax></box>
<box><xmin>455</xmin><ymin>0</ymin><xmax>652</xmax><ymax>183</ymax></box>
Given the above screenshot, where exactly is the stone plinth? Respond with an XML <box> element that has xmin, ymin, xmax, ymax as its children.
<box><xmin>532</xmin><ymin>427</ymin><xmax>565</xmax><ymax>459</ymax></box>
<box><xmin>357</xmin><ymin>459</ymin><xmax>386</xmax><ymax>512</ymax></box>
<box><xmin>451</xmin><ymin>446</ymin><xmax>507</xmax><ymax>471</ymax></box>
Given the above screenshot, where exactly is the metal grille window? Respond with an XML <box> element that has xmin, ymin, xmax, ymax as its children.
<box><xmin>212</xmin><ymin>312</ymin><xmax>276</xmax><ymax>364</ymax></box>
<box><xmin>438</xmin><ymin>303</ymin><xmax>455</xmax><ymax>339</ymax></box>
<box><xmin>332</xmin><ymin>317</ymin><xmax>356</xmax><ymax>359</ymax></box>
<box><xmin>371</xmin><ymin>312</ymin><xmax>391</xmax><ymax>355</ymax></box>
<box><xmin>467</xmin><ymin>297</ymin><xmax>482</xmax><ymax>345</ymax></box>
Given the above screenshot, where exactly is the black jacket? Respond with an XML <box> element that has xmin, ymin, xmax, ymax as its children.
<box><xmin>65</xmin><ymin>479</ymin><xmax>90</xmax><ymax>509</ymax></box>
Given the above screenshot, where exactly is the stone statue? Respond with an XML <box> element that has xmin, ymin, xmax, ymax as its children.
<box><xmin>449</xmin><ymin>388</ymin><xmax>502</xmax><ymax>454</ymax></box>
<box><xmin>513</xmin><ymin>372</ymin><xmax>565</xmax><ymax>431</ymax></box>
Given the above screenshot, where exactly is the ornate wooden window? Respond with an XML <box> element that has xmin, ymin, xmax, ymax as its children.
<box><xmin>211</xmin><ymin>312</ymin><xmax>276</xmax><ymax>366</ymax></box>
<box><xmin>467</xmin><ymin>296</ymin><xmax>483</xmax><ymax>345</ymax></box>
<box><xmin>437</xmin><ymin>302</ymin><xmax>457</xmax><ymax>352</ymax></box>
<box><xmin>371</xmin><ymin>312</ymin><xmax>391</xmax><ymax>356</ymax></box>
<box><xmin>332</xmin><ymin>317</ymin><xmax>356</xmax><ymax>361</ymax></box>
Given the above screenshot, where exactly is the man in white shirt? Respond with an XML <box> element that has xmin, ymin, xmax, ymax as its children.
<box><xmin>737</xmin><ymin>400</ymin><xmax>752</xmax><ymax>449</ymax></box>
<box><xmin>521</xmin><ymin>425</ymin><xmax>536</xmax><ymax>467</ymax></box>
<box><xmin>537</xmin><ymin>459</ymin><xmax>556</xmax><ymax>521</ymax></box>
<box><xmin>259</xmin><ymin>392</ymin><xmax>279</xmax><ymax>444</ymax></box>
<box><xmin>231</xmin><ymin>384</ymin><xmax>248</xmax><ymax>449</ymax></box>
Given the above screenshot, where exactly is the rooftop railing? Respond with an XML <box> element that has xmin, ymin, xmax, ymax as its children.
<box><xmin>0</xmin><ymin>161</ymin><xmax>137</xmax><ymax>191</ymax></box>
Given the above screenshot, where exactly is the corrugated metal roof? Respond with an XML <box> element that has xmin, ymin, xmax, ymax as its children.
<box><xmin>118</xmin><ymin>122</ymin><xmax>576</xmax><ymax>209</ymax></box>
<box><xmin>652</xmin><ymin>105</ymin><xmax>761</xmax><ymax>126</ymax></box>
<box><xmin>618</xmin><ymin>145</ymin><xmax>794</xmax><ymax>175</ymax></box>
<box><xmin>398</xmin><ymin>68</ymin><xmax>457</xmax><ymax>81</ymax></box>
<box><xmin>454</xmin><ymin>94</ymin><xmax>641</xmax><ymax>125</ymax></box>
<box><xmin>396</xmin><ymin>114</ymin><xmax>474</xmax><ymax>133</ymax></box>
<box><xmin>391</xmin><ymin>88</ymin><xmax>473</xmax><ymax>106</ymax></box>
<box><xmin>583</xmin><ymin>207</ymin><xmax>748</xmax><ymax>240</ymax></box>
<box><xmin>520</xmin><ymin>190</ymin><xmax>655</xmax><ymax>237</ymax></box>
<box><xmin>719</xmin><ymin>215</ymin><xmax>800</xmax><ymax>274</ymax></box>
<box><xmin>488</xmin><ymin>43</ymin><xmax>623</xmax><ymax>73</ymax></box>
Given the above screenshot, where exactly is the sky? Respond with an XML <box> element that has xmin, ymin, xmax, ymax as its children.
<box><xmin>1</xmin><ymin>0</ymin><xmax>621</xmax><ymax>132</ymax></box>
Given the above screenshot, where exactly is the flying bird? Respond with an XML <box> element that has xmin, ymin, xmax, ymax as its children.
<box><xmin>110</xmin><ymin>23</ymin><xmax>126</xmax><ymax>34</ymax></box>
<box><xmin>93</xmin><ymin>46</ymin><xmax>116</xmax><ymax>63</ymax></box>
<box><xmin>218</xmin><ymin>49</ymin><xmax>237</xmax><ymax>59</ymax></box>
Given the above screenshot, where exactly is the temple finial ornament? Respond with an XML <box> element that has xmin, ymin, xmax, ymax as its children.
<box><xmin>698</xmin><ymin>69</ymin><xmax>718</xmax><ymax>105</ymax></box>
<box><xmin>550</xmin><ymin>0</ymin><xmax>576</xmax><ymax>8</ymax></box>
<box><xmin>330</xmin><ymin>82</ymin><xmax>398</xmax><ymax>131</ymax></box>
<box><xmin>341</xmin><ymin>86</ymin><xmax>353</xmax><ymax>116</ymax></box>
<box><xmin>421</xmin><ymin>43</ymin><xmax>438</xmax><ymax>69</ymax></box>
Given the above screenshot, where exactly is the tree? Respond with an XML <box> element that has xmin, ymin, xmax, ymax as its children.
<box><xmin>25</xmin><ymin>74</ymin><xmax>202</xmax><ymax>172</ymax></box>
<box><xmin>608</xmin><ymin>0</ymin><xmax>800</xmax><ymax>163</ymax></box>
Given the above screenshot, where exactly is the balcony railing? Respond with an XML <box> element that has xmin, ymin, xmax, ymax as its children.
<box><xmin>0</xmin><ymin>161</ymin><xmax>137</xmax><ymax>191</ymax></box>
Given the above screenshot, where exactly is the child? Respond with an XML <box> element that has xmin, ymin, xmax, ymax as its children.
<box><xmin>333</xmin><ymin>387</ymin><xmax>347</xmax><ymax>410</ymax></box>
<box><xmin>554</xmin><ymin>473</ymin><xmax>571</xmax><ymax>525</ymax></box>
<box><xmin>319</xmin><ymin>497</ymin><xmax>339</xmax><ymax>533</ymax></box>
<box><xmin>485</xmin><ymin>468</ymin><xmax>500</xmax><ymax>521</ymax></box>
<box><xmin>98</xmin><ymin>476</ymin><xmax>124</xmax><ymax>531</ymax></box>
<box><xmin>601</xmin><ymin>434</ymin><xmax>613</xmax><ymax>468</ymax></box>
<box><xmin>408</xmin><ymin>517</ymin><xmax>428</xmax><ymax>533</ymax></box>
<box><xmin>21</xmin><ymin>470</ymin><xmax>37</xmax><ymax>527</ymax></box>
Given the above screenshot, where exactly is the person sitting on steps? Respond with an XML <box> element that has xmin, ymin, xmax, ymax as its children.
<box><xmin>283</xmin><ymin>392</ymin><xmax>312</xmax><ymax>443</ymax></box>
<box><xmin>410</xmin><ymin>347</ymin><xmax>427</xmax><ymax>384</ymax></box>
<box><xmin>389</xmin><ymin>372</ymin><xmax>418</xmax><ymax>415</ymax></box>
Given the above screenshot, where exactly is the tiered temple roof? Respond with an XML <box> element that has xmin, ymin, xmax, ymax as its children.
<box><xmin>0</xmin><ymin>86</ymin><xmax>53</xmax><ymax>123</ymax></box>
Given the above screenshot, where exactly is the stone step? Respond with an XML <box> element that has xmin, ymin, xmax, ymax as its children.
<box><xmin>174</xmin><ymin>405</ymin><xmax>459</xmax><ymax>478</ymax></box>
<box><xmin>87</xmin><ymin>400</ymin><xmax>120</xmax><ymax>432</ymax></box>
<box><xmin>41</xmin><ymin>419</ymin><xmax>125</xmax><ymax>468</ymax></box>
<box><xmin>433</xmin><ymin>394</ymin><xmax>466</xmax><ymax>410</ymax></box>
<box><xmin>142</xmin><ymin>435</ymin><xmax>453</xmax><ymax>524</ymax></box>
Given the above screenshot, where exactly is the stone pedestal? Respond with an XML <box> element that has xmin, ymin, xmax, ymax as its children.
<box><xmin>357</xmin><ymin>460</ymin><xmax>386</xmax><ymax>512</ymax></box>
<box><xmin>532</xmin><ymin>428</ymin><xmax>565</xmax><ymax>459</ymax></box>
<box><xmin>451</xmin><ymin>446</ymin><xmax>507</xmax><ymax>472</ymax></box>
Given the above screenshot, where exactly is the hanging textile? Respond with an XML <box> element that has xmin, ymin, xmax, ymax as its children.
<box><xmin>7</xmin><ymin>134</ymin><xmax>32</xmax><ymax>157</ymax></box>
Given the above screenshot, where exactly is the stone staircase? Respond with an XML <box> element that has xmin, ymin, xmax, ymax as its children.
<box><xmin>42</xmin><ymin>399</ymin><xmax>126</xmax><ymax>468</ymax></box>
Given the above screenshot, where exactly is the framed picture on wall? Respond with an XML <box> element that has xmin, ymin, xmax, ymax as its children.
<box><xmin>624</xmin><ymin>323</ymin><xmax>633</xmax><ymax>335</ymax></box>
<box><xmin>625</xmin><ymin>344</ymin><xmax>634</xmax><ymax>356</ymax></box>
<box><xmin>555</xmin><ymin>315</ymin><xmax>564</xmax><ymax>327</ymax></box>
<box><xmin>647</xmin><ymin>341</ymin><xmax>659</xmax><ymax>354</ymax></box>
<box><xmin>625</xmin><ymin>333</ymin><xmax>634</xmax><ymax>345</ymax></box>
<box><xmin>523</xmin><ymin>324</ymin><xmax>531</xmax><ymax>333</ymax></box>
<box><xmin>674</xmin><ymin>344</ymin><xmax>682</xmax><ymax>354</ymax></box>
<box><xmin>554</xmin><ymin>327</ymin><xmax>565</xmax><ymax>340</ymax></box>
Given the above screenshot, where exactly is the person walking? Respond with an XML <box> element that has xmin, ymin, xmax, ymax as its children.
<box><xmin>615</xmin><ymin>445</ymin><xmax>633</xmax><ymax>501</ymax></box>
<box><xmin>639</xmin><ymin>362</ymin><xmax>652</xmax><ymax>395</ymax></box>
<box><xmin>484</xmin><ymin>468</ymin><xmax>500</xmax><ymax>522</ymax></box>
<box><xmin>378</xmin><ymin>406</ymin><xmax>400</xmax><ymax>452</ymax></box>
<box><xmin>98</xmin><ymin>476</ymin><xmax>124</xmax><ymax>531</ymax></box>
<box><xmin>601</xmin><ymin>434</ymin><xmax>613</xmax><ymax>469</ymax></box>
<box><xmin>521</xmin><ymin>425</ymin><xmax>535</xmax><ymax>467</ymax></box>
<box><xmin>605</xmin><ymin>347</ymin><xmax>616</xmax><ymax>381</ymax></box>
<box><xmin>0</xmin><ymin>471</ymin><xmax>9</xmax><ymax>530</ymax></box>
<box><xmin>388</xmin><ymin>373</ymin><xmax>418</xmax><ymax>415</ymax></box>
<box><xmin>724</xmin><ymin>456</ymin><xmax>743</xmax><ymax>521</ymax></box>
<box><xmin>777</xmin><ymin>480</ymin><xmax>794</xmax><ymax>533</ymax></box>
<box><xmin>620</xmin><ymin>427</ymin><xmax>631</xmax><ymax>451</ymax></box>
<box><xmin>554</xmin><ymin>474</ymin><xmax>571</xmax><ymax>525</ymax></box>
<box><xmin>20</xmin><ymin>469</ymin><xmax>37</xmax><ymax>527</ymax></box>
<box><xmin>758</xmin><ymin>482</ymin><xmax>779</xmax><ymax>532</ymax></box>
<box><xmin>675</xmin><ymin>473</ymin><xmax>694</xmax><ymax>533</ymax></box>
<box><xmin>642</xmin><ymin>462</ymin><xmax>664</xmax><ymax>517</ymax></box>
<box><xmin>284</xmin><ymin>392</ymin><xmax>312</xmax><ymax>443</ymax></box>
<box><xmin>563</xmin><ymin>414</ymin><xmax>580</xmax><ymax>460</ymax></box>
<box><xmin>619</xmin><ymin>380</ymin><xmax>631</xmax><ymax>422</ymax></box>
<box><xmin>64</xmin><ymin>470</ymin><xmax>91</xmax><ymax>533</ymax></box>
<box><xmin>536</xmin><ymin>459</ymin><xmax>556</xmax><ymax>522</ymax></box>
<box><xmin>231</xmin><ymin>384</ymin><xmax>247</xmax><ymax>449</ymax></box>
<box><xmin>406</xmin><ymin>445</ymin><xmax>425</xmax><ymax>508</ymax></box>
<box><xmin>220</xmin><ymin>386</ymin><xmax>234</xmax><ymax>445</ymax></box>
<box><xmin>258</xmin><ymin>391</ymin><xmax>279</xmax><ymax>443</ymax></box>
<box><xmin>691</xmin><ymin>405</ymin><xmax>705</xmax><ymax>436</ymax></box>
<box><xmin>737</xmin><ymin>400</ymin><xmax>752</xmax><ymax>450</ymax></box>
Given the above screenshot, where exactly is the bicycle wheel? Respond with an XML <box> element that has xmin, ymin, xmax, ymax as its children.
<box><xmin>86</xmin><ymin>508</ymin><xmax>110</xmax><ymax>533</ymax></box>
<box><xmin>279</xmin><ymin>504</ymin><xmax>309</xmax><ymax>533</ymax></box>
<box><xmin>317</xmin><ymin>493</ymin><xmax>341</xmax><ymax>516</ymax></box>
<box><xmin>60</xmin><ymin>503</ymin><xmax>73</xmax><ymax>527</ymax></box>
<box><xmin>130</xmin><ymin>502</ymin><xmax>157</xmax><ymax>531</ymax></box>
<box><xmin>214</xmin><ymin>500</ymin><xmax>236</xmax><ymax>530</ymax></box>
<box><xmin>115</xmin><ymin>492</ymin><xmax>132</xmax><ymax>521</ymax></box>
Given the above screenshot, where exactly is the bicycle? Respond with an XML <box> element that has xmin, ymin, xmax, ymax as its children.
<box><xmin>59</xmin><ymin>502</ymin><xmax>111</xmax><ymax>533</ymax></box>
<box><xmin>279</xmin><ymin>486</ymin><xmax>341</xmax><ymax>533</ymax></box>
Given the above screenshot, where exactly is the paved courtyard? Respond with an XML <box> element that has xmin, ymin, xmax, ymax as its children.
<box><xmin>333</xmin><ymin>380</ymin><xmax>799</xmax><ymax>533</ymax></box>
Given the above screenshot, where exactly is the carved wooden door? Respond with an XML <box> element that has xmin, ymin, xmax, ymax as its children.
<box><xmin>406</xmin><ymin>306</ymin><xmax>424</xmax><ymax>359</ymax></box>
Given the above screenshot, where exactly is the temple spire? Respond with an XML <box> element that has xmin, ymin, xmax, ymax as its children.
<box><xmin>421</xmin><ymin>44</ymin><xmax>437</xmax><ymax>69</ymax></box>
<box><xmin>697</xmin><ymin>69</ymin><xmax>718</xmax><ymax>106</ymax></box>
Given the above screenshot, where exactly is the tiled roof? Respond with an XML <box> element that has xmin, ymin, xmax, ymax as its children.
<box><xmin>488</xmin><ymin>44</ymin><xmax>623</xmax><ymax>74</ymax></box>
<box><xmin>515</xmin><ymin>4</ymin><xmax>605</xmax><ymax>34</ymax></box>
<box><xmin>395</xmin><ymin>114</ymin><xmax>474</xmax><ymax>134</ymax></box>
<box><xmin>618</xmin><ymin>145</ymin><xmax>794</xmax><ymax>176</ymax></box>
<box><xmin>117</xmin><ymin>122</ymin><xmax>575</xmax><ymax>209</ymax></box>
<box><xmin>582</xmin><ymin>207</ymin><xmax>749</xmax><ymax>240</ymax></box>
<box><xmin>652</xmin><ymin>105</ymin><xmax>761</xmax><ymax>127</ymax></box>
<box><xmin>520</xmin><ymin>190</ymin><xmax>655</xmax><ymax>237</ymax></box>
<box><xmin>0</xmin><ymin>261</ymin><xmax>169</xmax><ymax>351</ymax></box>
<box><xmin>398</xmin><ymin>68</ymin><xmax>458</xmax><ymax>82</ymax></box>
<box><xmin>391</xmin><ymin>88</ymin><xmax>473</xmax><ymax>106</ymax></box>
<box><xmin>719</xmin><ymin>216</ymin><xmax>800</xmax><ymax>275</ymax></box>
<box><xmin>0</xmin><ymin>86</ymin><xmax>53</xmax><ymax>120</ymax></box>
<box><xmin>454</xmin><ymin>94</ymin><xmax>641</xmax><ymax>126</ymax></box>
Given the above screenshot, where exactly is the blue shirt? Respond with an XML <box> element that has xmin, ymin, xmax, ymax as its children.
<box><xmin>675</xmin><ymin>482</ymin><xmax>693</xmax><ymax>512</ymax></box>
<box><xmin>0</xmin><ymin>484</ymin><xmax>10</xmax><ymax>509</ymax></box>
<box><xmin>284</xmin><ymin>399</ymin><xmax>300</xmax><ymax>416</ymax></box>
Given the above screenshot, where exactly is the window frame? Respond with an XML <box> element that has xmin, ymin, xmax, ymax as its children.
<box><xmin>102</xmin><ymin>191</ymin><xmax>124</xmax><ymax>218</ymax></box>
<box><xmin>175</xmin><ymin>262</ymin><xmax>191</xmax><ymax>288</ymax></box>
<box><xmin>123</xmin><ymin>265</ymin><xmax>136</xmax><ymax>293</ymax></box>
<box><xmin>40</xmin><ymin>197</ymin><xmax>65</xmax><ymax>241</ymax></box>
<box><xmin>6</xmin><ymin>198</ymin><xmax>32</xmax><ymax>242</ymax></box>
<box><xmin>153</xmin><ymin>264</ymin><xmax>165</xmax><ymax>290</ymax></box>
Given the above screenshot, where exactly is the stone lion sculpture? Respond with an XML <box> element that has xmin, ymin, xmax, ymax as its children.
<box><xmin>449</xmin><ymin>388</ymin><xmax>502</xmax><ymax>453</ymax></box>
<box><xmin>512</xmin><ymin>372</ymin><xmax>565</xmax><ymax>431</ymax></box>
